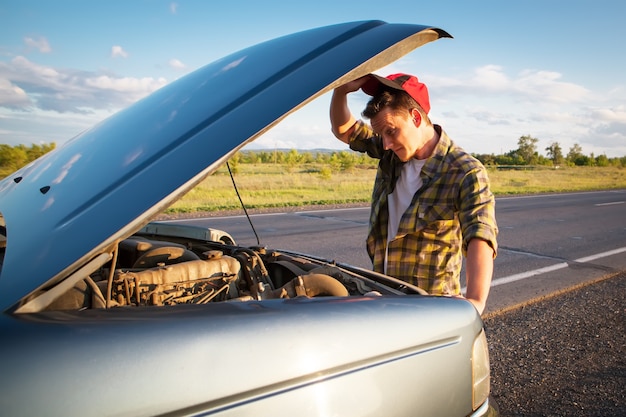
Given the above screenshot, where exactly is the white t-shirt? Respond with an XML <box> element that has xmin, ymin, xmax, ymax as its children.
<box><xmin>385</xmin><ymin>158</ymin><xmax>426</xmax><ymax>273</ymax></box>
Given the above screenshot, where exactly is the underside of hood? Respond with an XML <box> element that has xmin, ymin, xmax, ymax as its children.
<box><xmin>0</xmin><ymin>20</ymin><xmax>451</xmax><ymax>312</ymax></box>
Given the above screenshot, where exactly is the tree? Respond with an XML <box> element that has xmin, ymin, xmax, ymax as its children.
<box><xmin>475</xmin><ymin>153</ymin><xmax>497</xmax><ymax>166</ymax></box>
<box><xmin>0</xmin><ymin>144</ymin><xmax>28</xmax><ymax>172</ymax></box>
<box><xmin>545</xmin><ymin>142</ymin><xmax>564</xmax><ymax>166</ymax></box>
<box><xmin>26</xmin><ymin>143</ymin><xmax>50</xmax><ymax>161</ymax></box>
<box><xmin>502</xmin><ymin>150</ymin><xmax>525</xmax><ymax>166</ymax></box>
<box><xmin>245</xmin><ymin>151</ymin><xmax>259</xmax><ymax>164</ymax></box>
<box><xmin>314</xmin><ymin>152</ymin><xmax>329</xmax><ymax>164</ymax></box>
<box><xmin>257</xmin><ymin>151</ymin><xmax>272</xmax><ymax>163</ymax></box>
<box><xmin>328</xmin><ymin>152</ymin><xmax>342</xmax><ymax>172</ymax></box>
<box><xmin>567</xmin><ymin>144</ymin><xmax>584</xmax><ymax>165</ymax></box>
<box><xmin>300</xmin><ymin>151</ymin><xmax>314</xmax><ymax>164</ymax></box>
<box><xmin>228</xmin><ymin>151</ymin><xmax>241</xmax><ymax>174</ymax></box>
<box><xmin>595</xmin><ymin>154</ymin><xmax>610</xmax><ymax>167</ymax></box>
<box><xmin>588</xmin><ymin>152</ymin><xmax>596</xmax><ymax>166</ymax></box>
<box><xmin>516</xmin><ymin>135</ymin><xmax>539</xmax><ymax>165</ymax></box>
<box><xmin>285</xmin><ymin>149</ymin><xmax>301</xmax><ymax>171</ymax></box>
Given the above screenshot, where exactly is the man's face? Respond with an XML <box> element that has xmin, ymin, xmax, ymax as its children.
<box><xmin>370</xmin><ymin>107</ymin><xmax>420</xmax><ymax>162</ymax></box>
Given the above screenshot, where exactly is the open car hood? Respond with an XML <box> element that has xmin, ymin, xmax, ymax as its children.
<box><xmin>0</xmin><ymin>20</ymin><xmax>450</xmax><ymax>312</ymax></box>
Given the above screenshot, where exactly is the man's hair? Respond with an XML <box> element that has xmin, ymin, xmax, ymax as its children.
<box><xmin>362</xmin><ymin>89</ymin><xmax>430</xmax><ymax>123</ymax></box>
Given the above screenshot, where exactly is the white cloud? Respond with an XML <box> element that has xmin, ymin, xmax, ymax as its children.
<box><xmin>471</xmin><ymin>65</ymin><xmax>510</xmax><ymax>90</ymax></box>
<box><xmin>0</xmin><ymin>55</ymin><xmax>167</xmax><ymax>113</ymax></box>
<box><xmin>10</xmin><ymin>55</ymin><xmax>59</xmax><ymax>79</ymax></box>
<box><xmin>168</xmin><ymin>58</ymin><xmax>186</xmax><ymax>70</ymax></box>
<box><xmin>427</xmin><ymin>65</ymin><xmax>590</xmax><ymax>105</ymax></box>
<box><xmin>170</xmin><ymin>2</ymin><xmax>179</xmax><ymax>14</ymax></box>
<box><xmin>0</xmin><ymin>105</ymin><xmax>118</xmax><ymax>145</ymax></box>
<box><xmin>85</xmin><ymin>75</ymin><xmax>168</xmax><ymax>96</ymax></box>
<box><xmin>591</xmin><ymin>105</ymin><xmax>626</xmax><ymax>123</ymax></box>
<box><xmin>0</xmin><ymin>53</ymin><xmax>174</xmax><ymax>147</ymax></box>
<box><xmin>111</xmin><ymin>45</ymin><xmax>129</xmax><ymax>58</ymax></box>
<box><xmin>256</xmin><ymin>122</ymin><xmax>331</xmax><ymax>150</ymax></box>
<box><xmin>0</xmin><ymin>78</ymin><xmax>31</xmax><ymax>108</ymax></box>
<box><xmin>24</xmin><ymin>36</ymin><xmax>51</xmax><ymax>53</ymax></box>
<box><xmin>582</xmin><ymin>105</ymin><xmax>626</xmax><ymax>153</ymax></box>
<box><xmin>513</xmin><ymin>69</ymin><xmax>589</xmax><ymax>103</ymax></box>
<box><xmin>466</xmin><ymin>107</ymin><xmax>512</xmax><ymax>126</ymax></box>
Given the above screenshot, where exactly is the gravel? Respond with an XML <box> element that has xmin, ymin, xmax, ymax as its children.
<box><xmin>484</xmin><ymin>271</ymin><xmax>626</xmax><ymax>416</ymax></box>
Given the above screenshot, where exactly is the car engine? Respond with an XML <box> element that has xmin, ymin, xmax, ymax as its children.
<box><xmin>40</xmin><ymin>232</ymin><xmax>405</xmax><ymax>312</ymax></box>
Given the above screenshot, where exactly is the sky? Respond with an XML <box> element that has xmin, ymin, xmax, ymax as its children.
<box><xmin>1</xmin><ymin>0</ymin><xmax>625</xmax><ymax>158</ymax></box>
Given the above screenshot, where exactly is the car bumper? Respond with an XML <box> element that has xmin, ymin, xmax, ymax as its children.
<box><xmin>470</xmin><ymin>396</ymin><xmax>499</xmax><ymax>417</ymax></box>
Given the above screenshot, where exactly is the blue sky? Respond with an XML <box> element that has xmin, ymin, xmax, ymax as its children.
<box><xmin>1</xmin><ymin>0</ymin><xmax>625</xmax><ymax>157</ymax></box>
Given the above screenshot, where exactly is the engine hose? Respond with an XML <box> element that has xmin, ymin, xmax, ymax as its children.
<box><xmin>274</xmin><ymin>273</ymin><xmax>349</xmax><ymax>298</ymax></box>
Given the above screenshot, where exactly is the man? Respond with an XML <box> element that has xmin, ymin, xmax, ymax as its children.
<box><xmin>329</xmin><ymin>73</ymin><xmax>498</xmax><ymax>314</ymax></box>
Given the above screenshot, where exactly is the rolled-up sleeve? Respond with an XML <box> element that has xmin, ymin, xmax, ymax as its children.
<box><xmin>458</xmin><ymin>167</ymin><xmax>498</xmax><ymax>258</ymax></box>
<box><xmin>347</xmin><ymin>120</ymin><xmax>386</xmax><ymax>159</ymax></box>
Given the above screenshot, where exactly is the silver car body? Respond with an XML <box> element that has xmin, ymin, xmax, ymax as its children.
<box><xmin>0</xmin><ymin>21</ymin><xmax>497</xmax><ymax>416</ymax></box>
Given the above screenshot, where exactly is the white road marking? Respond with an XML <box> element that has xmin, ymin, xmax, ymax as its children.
<box><xmin>489</xmin><ymin>246</ymin><xmax>626</xmax><ymax>288</ymax></box>
<box><xmin>595</xmin><ymin>201</ymin><xmax>624</xmax><ymax>206</ymax></box>
<box><xmin>575</xmin><ymin>247</ymin><xmax>626</xmax><ymax>263</ymax></box>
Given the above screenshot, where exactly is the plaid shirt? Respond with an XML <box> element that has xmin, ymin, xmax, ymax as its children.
<box><xmin>349</xmin><ymin>121</ymin><xmax>498</xmax><ymax>295</ymax></box>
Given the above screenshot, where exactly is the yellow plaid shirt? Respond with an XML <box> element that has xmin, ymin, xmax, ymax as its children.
<box><xmin>349</xmin><ymin>121</ymin><xmax>498</xmax><ymax>295</ymax></box>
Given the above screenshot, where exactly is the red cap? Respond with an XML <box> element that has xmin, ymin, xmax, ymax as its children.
<box><xmin>361</xmin><ymin>73</ymin><xmax>430</xmax><ymax>114</ymax></box>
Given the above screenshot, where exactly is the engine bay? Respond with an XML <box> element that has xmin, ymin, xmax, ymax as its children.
<box><xmin>38</xmin><ymin>231</ymin><xmax>413</xmax><ymax>312</ymax></box>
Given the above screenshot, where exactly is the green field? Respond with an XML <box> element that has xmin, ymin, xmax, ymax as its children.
<box><xmin>165</xmin><ymin>164</ymin><xmax>626</xmax><ymax>215</ymax></box>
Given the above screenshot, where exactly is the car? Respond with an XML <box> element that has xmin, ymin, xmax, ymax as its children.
<box><xmin>0</xmin><ymin>20</ymin><xmax>498</xmax><ymax>416</ymax></box>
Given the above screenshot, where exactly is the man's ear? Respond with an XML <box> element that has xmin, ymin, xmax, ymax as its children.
<box><xmin>411</xmin><ymin>109</ymin><xmax>421</xmax><ymax>127</ymax></box>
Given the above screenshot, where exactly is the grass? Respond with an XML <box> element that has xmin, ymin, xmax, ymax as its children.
<box><xmin>489</xmin><ymin>166</ymin><xmax>626</xmax><ymax>194</ymax></box>
<box><xmin>167</xmin><ymin>163</ymin><xmax>374</xmax><ymax>213</ymax></box>
<box><xmin>165</xmin><ymin>164</ymin><xmax>626</xmax><ymax>215</ymax></box>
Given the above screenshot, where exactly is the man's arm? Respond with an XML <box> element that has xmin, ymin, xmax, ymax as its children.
<box><xmin>464</xmin><ymin>238</ymin><xmax>495</xmax><ymax>315</ymax></box>
<box><xmin>329</xmin><ymin>77</ymin><xmax>368</xmax><ymax>143</ymax></box>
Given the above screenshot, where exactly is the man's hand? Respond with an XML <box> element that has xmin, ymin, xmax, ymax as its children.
<box><xmin>335</xmin><ymin>76</ymin><xmax>370</xmax><ymax>95</ymax></box>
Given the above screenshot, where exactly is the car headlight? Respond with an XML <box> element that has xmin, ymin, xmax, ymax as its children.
<box><xmin>472</xmin><ymin>328</ymin><xmax>491</xmax><ymax>410</ymax></box>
